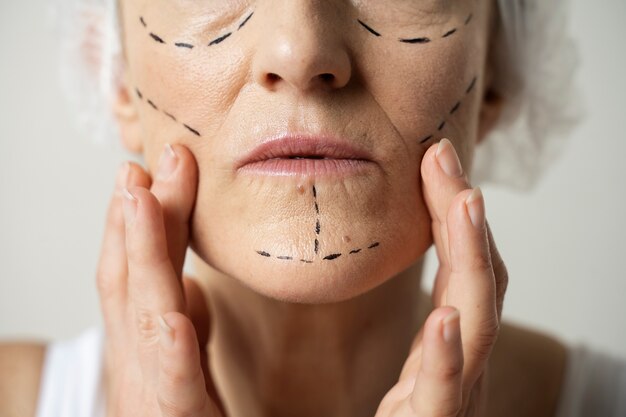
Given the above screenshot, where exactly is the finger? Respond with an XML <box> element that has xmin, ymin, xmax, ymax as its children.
<box><xmin>421</xmin><ymin>139</ymin><xmax>470</xmax><ymax>305</ymax></box>
<box><xmin>183</xmin><ymin>277</ymin><xmax>226</xmax><ymax>414</ymax></box>
<box><xmin>398</xmin><ymin>328</ymin><xmax>423</xmax><ymax>381</ymax></box>
<box><xmin>446</xmin><ymin>187</ymin><xmax>499</xmax><ymax>386</ymax></box>
<box><xmin>487</xmin><ymin>222</ymin><xmax>508</xmax><ymax>319</ymax></box>
<box><xmin>123</xmin><ymin>186</ymin><xmax>186</xmax><ymax>343</ymax></box>
<box><xmin>150</xmin><ymin>144</ymin><xmax>199</xmax><ymax>277</ymax></box>
<box><xmin>407</xmin><ymin>307</ymin><xmax>464</xmax><ymax>417</ymax></box>
<box><xmin>97</xmin><ymin>162</ymin><xmax>151</xmax><ymax>338</ymax></box>
<box><xmin>374</xmin><ymin>377</ymin><xmax>416</xmax><ymax>417</ymax></box>
<box><xmin>158</xmin><ymin>312</ymin><xmax>223</xmax><ymax>417</ymax></box>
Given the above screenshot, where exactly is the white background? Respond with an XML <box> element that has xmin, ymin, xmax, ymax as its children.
<box><xmin>1</xmin><ymin>1</ymin><xmax>625</xmax><ymax>358</ymax></box>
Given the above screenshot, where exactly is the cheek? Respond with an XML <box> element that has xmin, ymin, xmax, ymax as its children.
<box><xmin>122</xmin><ymin>4</ymin><xmax>486</xmax><ymax>303</ymax></box>
<box><xmin>126</xmin><ymin>13</ymin><xmax>251</xmax><ymax>151</ymax></box>
<box><xmin>360</xmin><ymin>14</ymin><xmax>485</xmax><ymax>156</ymax></box>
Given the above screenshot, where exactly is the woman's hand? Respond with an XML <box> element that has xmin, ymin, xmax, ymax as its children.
<box><xmin>96</xmin><ymin>144</ymin><xmax>226</xmax><ymax>416</ymax></box>
<box><xmin>375</xmin><ymin>139</ymin><xmax>508</xmax><ymax>417</ymax></box>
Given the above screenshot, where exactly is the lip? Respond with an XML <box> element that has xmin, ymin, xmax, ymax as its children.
<box><xmin>236</xmin><ymin>134</ymin><xmax>376</xmax><ymax>177</ymax></box>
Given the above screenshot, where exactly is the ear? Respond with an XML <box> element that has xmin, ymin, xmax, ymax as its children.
<box><xmin>112</xmin><ymin>72</ymin><xmax>144</xmax><ymax>153</ymax></box>
<box><xmin>477</xmin><ymin>86</ymin><xmax>505</xmax><ymax>145</ymax></box>
<box><xmin>476</xmin><ymin>54</ymin><xmax>505</xmax><ymax>145</ymax></box>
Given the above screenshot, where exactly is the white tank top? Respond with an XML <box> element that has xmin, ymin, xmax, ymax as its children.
<box><xmin>35</xmin><ymin>328</ymin><xmax>626</xmax><ymax>417</ymax></box>
<box><xmin>35</xmin><ymin>328</ymin><xmax>105</xmax><ymax>417</ymax></box>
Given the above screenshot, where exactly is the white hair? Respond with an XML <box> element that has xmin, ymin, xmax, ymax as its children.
<box><xmin>51</xmin><ymin>0</ymin><xmax>580</xmax><ymax>190</ymax></box>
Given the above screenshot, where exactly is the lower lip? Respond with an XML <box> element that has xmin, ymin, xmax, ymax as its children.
<box><xmin>238</xmin><ymin>158</ymin><xmax>375</xmax><ymax>177</ymax></box>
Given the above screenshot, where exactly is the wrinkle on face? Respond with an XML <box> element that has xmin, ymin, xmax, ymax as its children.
<box><xmin>119</xmin><ymin>0</ymin><xmax>492</xmax><ymax>302</ymax></box>
<box><xmin>352</xmin><ymin>0</ymin><xmax>463</xmax><ymax>28</ymax></box>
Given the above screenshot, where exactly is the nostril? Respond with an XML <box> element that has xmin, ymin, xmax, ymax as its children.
<box><xmin>319</xmin><ymin>73</ymin><xmax>335</xmax><ymax>83</ymax></box>
<box><xmin>267</xmin><ymin>73</ymin><xmax>281</xmax><ymax>83</ymax></box>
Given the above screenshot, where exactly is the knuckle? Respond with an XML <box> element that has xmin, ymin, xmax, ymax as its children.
<box><xmin>438</xmin><ymin>400</ymin><xmax>463</xmax><ymax>417</ymax></box>
<box><xmin>469</xmin><ymin>320</ymin><xmax>500</xmax><ymax>361</ymax></box>
<box><xmin>435</xmin><ymin>360</ymin><xmax>464</xmax><ymax>381</ymax></box>
<box><xmin>96</xmin><ymin>270</ymin><xmax>122</xmax><ymax>300</ymax></box>
<box><xmin>495</xmin><ymin>258</ymin><xmax>509</xmax><ymax>291</ymax></box>
<box><xmin>158</xmin><ymin>394</ymin><xmax>207</xmax><ymax>417</ymax></box>
<box><xmin>468</xmin><ymin>255</ymin><xmax>493</xmax><ymax>273</ymax></box>
<box><xmin>136</xmin><ymin>308</ymin><xmax>159</xmax><ymax>345</ymax></box>
<box><xmin>412</xmin><ymin>397</ymin><xmax>461</xmax><ymax>417</ymax></box>
<box><xmin>161</xmin><ymin>361</ymin><xmax>203</xmax><ymax>387</ymax></box>
<box><xmin>128</xmin><ymin>244</ymin><xmax>171</xmax><ymax>270</ymax></box>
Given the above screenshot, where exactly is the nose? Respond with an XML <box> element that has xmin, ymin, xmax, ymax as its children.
<box><xmin>251</xmin><ymin>1</ymin><xmax>352</xmax><ymax>93</ymax></box>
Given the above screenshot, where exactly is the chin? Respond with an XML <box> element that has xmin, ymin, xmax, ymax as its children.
<box><xmin>191</xmin><ymin>215</ymin><xmax>432</xmax><ymax>304</ymax></box>
<box><xmin>190</xmin><ymin>156</ymin><xmax>432</xmax><ymax>303</ymax></box>
<box><xmin>239</xmin><ymin>243</ymin><xmax>428</xmax><ymax>304</ymax></box>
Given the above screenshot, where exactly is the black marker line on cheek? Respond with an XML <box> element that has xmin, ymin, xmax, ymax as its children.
<box><xmin>418</xmin><ymin>75</ymin><xmax>480</xmax><ymax>145</ymax></box>
<box><xmin>357</xmin><ymin>20</ymin><xmax>382</xmax><ymax>37</ymax></box>
<box><xmin>442</xmin><ymin>28</ymin><xmax>457</xmax><ymax>38</ymax></box>
<box><xmin>238</xmin><ymin>12</ymin><xmax>254</xmax><ymax>30</ymax></box>
<box><xmin>175</xmin><ymin>42</ymin><xmax>194</xmax><ymax>49</ymax></box>
<box><xmin>135</xmin><ymin>88</ymin><xmax>203</xmax><ymax>137</ymax></box>
<box><xmin>184</xmin><ymin>124</ymin><xmax>201</xmax><ymax>137</ymax></box>
<box><xmin>420</xmin><ymin>135</ymin><xmax>434</xmax><ymax>144</ymax></box>
<box><xmin>209</xmin><ymin>32</ymin><xmax>232</xmax><ymax>46</ymax></box>
<box><xmin>466</xmin><ymin>76</ymin><xmax>477</xmax><ymax>94</ymax></box>
<box><xmin>400</xmin><ymin>37</ymin><xmax>431</xmax><ymax>44</ymax></box>
<box><xmin>149</xmin><ymin>33</ymin><xmax>166</xmax><ymax>44</ymax></box>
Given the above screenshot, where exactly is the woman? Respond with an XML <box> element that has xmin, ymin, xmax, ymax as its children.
<box><xmin>1</xmin><ymin>0</ymin><xmax>622</xmax><ymax>416</ymax></box>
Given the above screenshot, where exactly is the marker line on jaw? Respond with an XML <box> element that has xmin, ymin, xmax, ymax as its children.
<box><xmin>255</xmin><ymin>186</ymin><xmax>382</xmax><ymax>264</ymax></box>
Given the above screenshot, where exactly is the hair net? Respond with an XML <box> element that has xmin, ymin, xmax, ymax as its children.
<box><xmin>52</xmin><ymin>0</ymin><xmax>580</xmax><ymax>190</ymax></box>
<box><xmin>474</xmin><ymin>0</ymin><xmax>581</xmax><ymax>189</ymax></box>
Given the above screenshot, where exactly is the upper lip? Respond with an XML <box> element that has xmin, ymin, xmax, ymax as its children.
<box><xmin>236</xmin><ymin>134</ymin><xmax>374</xmax><ymax>168</ymax></box>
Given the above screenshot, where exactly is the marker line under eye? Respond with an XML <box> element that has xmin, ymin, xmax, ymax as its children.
<box><xmin>358</xmin><ymin>11</ymin><xmax>474</xmax><ymax>46</ymax></box>
<box><xmin>399</xmin><ymin>37</ymin><xmax>431</xmax><ymax>44</ymax></box>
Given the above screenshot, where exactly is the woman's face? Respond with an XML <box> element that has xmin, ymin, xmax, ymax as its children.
<box><xmin>116</xmin><ymin>0</ymin><xmax>494</xmax><ymax>303</ymax></box>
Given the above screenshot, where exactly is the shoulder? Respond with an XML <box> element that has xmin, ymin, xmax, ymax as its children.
<box><xmin>0</xmin><ymin>342</ymin><xmax>46</xmax><ymax>417</ymax></box>
<box><xmin>485</xmin><ymin>322</ymin><xmax>568</xmax><ymax>417</ymax></box>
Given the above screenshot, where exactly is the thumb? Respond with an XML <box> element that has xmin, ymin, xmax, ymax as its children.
<box><xmin>157</xmin><ymin>312</ymin><xmax>225</xmax><ymax>417</ymax></box>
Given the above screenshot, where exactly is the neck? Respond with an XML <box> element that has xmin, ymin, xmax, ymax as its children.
<box><xmin>193</xmin><ymin>256</ymin><xmax>430</xmax><ymax>417</ymax></box>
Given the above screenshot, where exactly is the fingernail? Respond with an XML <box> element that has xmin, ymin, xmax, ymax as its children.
<box><xmin>116</xmin><ymin>162</ymin><xmax>130</xmax><ymax>191</ymax></box>
<box><xmin>122</xmin><ymin>188</ymin><xmax>137</xmax><ymax>224</ymax></box>
<box><xmin>436</xmin><ymin>139</ymin><xmax>464</xmax><ymax>178</ymax></box>
<box><xmin>158</xmin><ymin>315</ymin><xmax>175</xmax><ymax>348</ymax></box>
<box><xmin>465</xmin><ymin>187</ymin><xmax>485</xmax><ymax>228</ymax></box>
<box><xmin>442</xmin><ymin>309</ymin><xmax>461</xmax><ymax>343</ymax></box>
<box><xmin>156</xmin><ymin>144</ymin><xmax>178</xmax><ymax>181</ymax></box>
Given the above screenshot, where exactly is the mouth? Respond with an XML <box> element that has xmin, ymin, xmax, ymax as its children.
<box><xmin>236</xmin><ymin>134</ymin><xmax>377</xmax><ymax>177</ymax></box>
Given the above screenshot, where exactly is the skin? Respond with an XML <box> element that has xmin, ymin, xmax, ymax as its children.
<box><xmin>116</xmin><ymin>0</ymin><xmax>492</xmax><ymax>302</ymax></box>
<box><xmin>0</xmin><ymin>0</ymin><xmax>568</xmax><ymax>416</ymax></box>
